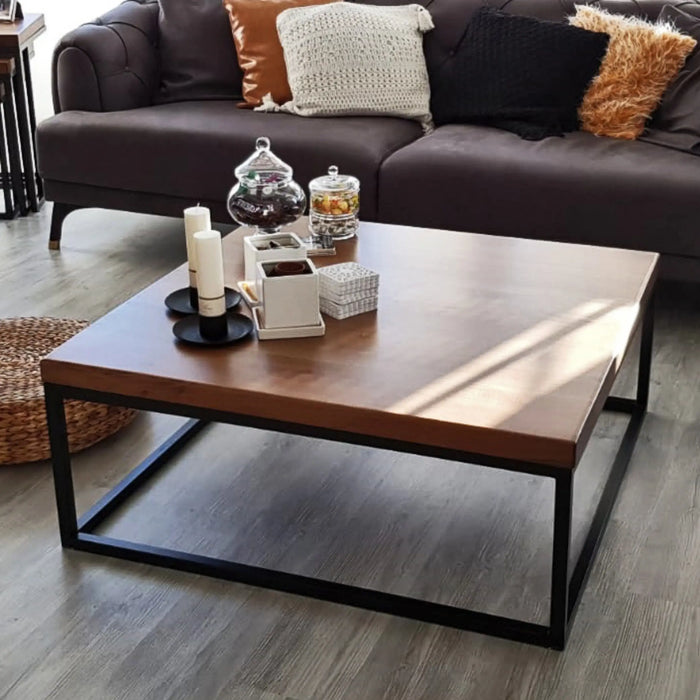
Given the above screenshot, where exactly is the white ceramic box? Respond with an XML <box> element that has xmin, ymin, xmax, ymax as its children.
<box><xmin>256</xmin><ymin>258</ymin><xmax>320</xmax><ymax>330</ymax></box>
<box><xmin>243</xmin><ymin>232</ymin><xmax>307</xmax><ymax>281</ymax></box>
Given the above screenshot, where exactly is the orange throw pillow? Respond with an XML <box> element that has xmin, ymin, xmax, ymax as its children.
<box><xmin>570</xmin><ymin>5</ymin><xmax>696</xmax><ymax>140</ymax></box>
<box><xmin>224</xmin><ymin>0</ymin><xmax>339</xmax><ymax>108</ymax></box>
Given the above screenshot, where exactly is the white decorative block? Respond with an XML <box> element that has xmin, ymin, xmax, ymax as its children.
<box><xmin>319</xmin><ymin>287</ymin><xmax>378</xmax><ymax>306</ymax></box>
<box><xmin>320</xmin><ymin>295</ymin><xmax>378</xmax><ymax>320</ymax></box>
<box><xmin>243</xmin><ymin>232</ymin><xmax>307</xmax><ymax>281</ymax></box>
<box><xmin>318</xmin><ymin>262</ymin><xmax>379</xmax><ymax>297</ymax></box>
<box><xmin>256</xmin><ymin>258</ymin><xmax>320</xmax><ymax>329</ymax></box>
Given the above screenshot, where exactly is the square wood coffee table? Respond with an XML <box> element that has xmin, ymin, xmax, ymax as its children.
<box><xmin>41</xmin><ymin>219</ymin><xmax>658</xmax><ymax>650</ymax></box>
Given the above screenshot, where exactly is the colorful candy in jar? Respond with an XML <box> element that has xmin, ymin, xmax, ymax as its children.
<box><xmin>308</xmin><ymin>166</ymin><xmax>360</xmax><ymax>241</ymax></box>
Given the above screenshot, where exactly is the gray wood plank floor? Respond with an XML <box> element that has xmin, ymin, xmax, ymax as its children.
<box><xmin>1</xmin><ymin>206</ymin><xmax>699</xmax><ymax>699</ymax></box>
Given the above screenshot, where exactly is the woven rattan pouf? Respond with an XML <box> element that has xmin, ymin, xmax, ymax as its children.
<box><xmin>0</xmin><ymin>317</ymin><xmax>137</xmax><ymax>465</ymax></box>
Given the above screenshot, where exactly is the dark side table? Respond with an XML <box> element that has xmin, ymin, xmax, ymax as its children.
<box><xmin>0</xmin><ymin>12</ymin><xmax>45</xmax><ymax>216</ymax></box>
<box><xmin>0</xmin><ymin>58</ymin><xmax>24</xmax><ymax>219</ymax></box>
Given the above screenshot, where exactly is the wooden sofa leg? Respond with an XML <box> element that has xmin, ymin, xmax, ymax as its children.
<box><xmin>49</xmin><ymin>203</ymin><xmax>81</xmax><ymax>250</ymax></box>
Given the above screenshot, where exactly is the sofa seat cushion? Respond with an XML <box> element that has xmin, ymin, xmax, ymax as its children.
<box><xmin>378</xmin><ymin>124</ymin><xmax>700</xmax><ymax>258</ymax></box>
<box><xmin>37</xmin><ymin>101</ymin><xmax>424</xmax><ymax>220</ymax></box>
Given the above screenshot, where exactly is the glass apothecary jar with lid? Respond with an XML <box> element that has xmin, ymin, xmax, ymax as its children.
<box><xmin>308</xmin><ymin>166</ymin><xmax>360</xmax><ymax>241</ymax></box>
<box><xmin>227</xmin><ymin>137</ymin><xmax>306</xmax><ymax>235</ymax></box>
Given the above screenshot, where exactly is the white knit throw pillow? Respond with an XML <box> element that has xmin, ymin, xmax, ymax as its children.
<box><xmin>257</xmin><ymin>2</ymin><xmax>434</xmax><ymax>132</ymax></box>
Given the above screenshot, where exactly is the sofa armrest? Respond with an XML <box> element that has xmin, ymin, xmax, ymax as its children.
<box><xmin>52</xmin><ymin>0</ymin><xmax>160</xmax><ymax>113</ymax></box>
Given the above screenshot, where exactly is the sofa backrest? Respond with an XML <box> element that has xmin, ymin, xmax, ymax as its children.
<box><xmin>353</xmin><ymin>0</ymin><xmax>700</xmax><ymax>76</ymax></box>
<box><xmin>485</xmin><ymin>0</ymin><xmax>700</xmax><ymax>21</ymax></box>
<box><xmin>86</xmin><ymin>0</ymin><xmax>700</xmax><ymax>110</ymax></box>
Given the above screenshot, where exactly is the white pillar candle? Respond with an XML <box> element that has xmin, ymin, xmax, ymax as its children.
<box><xmin>184</xmin><ymin>205</ymin><xmax>211</xmax><ymax>288</ymax></box>
<box><xmin>194</xmin><ymin>230</ymin><xmax>226</xmax><ymax>317</ymax></box>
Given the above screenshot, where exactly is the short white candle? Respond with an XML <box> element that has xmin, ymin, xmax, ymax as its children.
<box><xmin>194</xmin><ymin>230</ymin><xmax>226</xmax><ymax>318</ymax></box>
<box><xmin>184</xmin><ymin>205</ymin><xmax>211</xmax><ymax>288</ymax></box>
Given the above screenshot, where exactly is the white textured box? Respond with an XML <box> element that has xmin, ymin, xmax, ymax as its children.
<box><xmin>256</xmin><ymin>259</ymin><xmax>320</xmax><ymax>329</ymax></box>
<box><xmin>320</xmin><ymin>287</ymin><xmax>379</xmax><ymax>305</ymax></box>
<box><xmin>320</xmin><ymin>295</ymin><xmax>378</xmax><ymax>320</ymax></box>
<box><xmin>318</xmin><ymin>262</ymin><xmax>379</xmax><ymax>297</ymax></box>
<box><xmin>243</xmin><ymin>232</ymin><xmax>307</xmax><ymax>281</ymax></box>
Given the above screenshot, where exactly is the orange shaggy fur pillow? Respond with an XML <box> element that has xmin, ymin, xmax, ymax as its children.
<box><xmin>570</xmin><ymin>5</ymin><xmax>696</xmax><ymax>140</ymax></box>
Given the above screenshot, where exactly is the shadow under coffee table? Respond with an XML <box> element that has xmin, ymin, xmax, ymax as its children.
<box><xmin>41</xmin><ymin>219</ymin><xmax>658</xmax><ymax>650</ymax></box>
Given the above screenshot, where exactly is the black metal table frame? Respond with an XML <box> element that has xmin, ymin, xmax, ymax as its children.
<box><xmin>0</xmin><ymin>40</ymin><xmax>43</xmax><ymax>218</ymax></box>
<box><xmin>44</xmin><ymin>300</ymin><xmax>653</xmax><ymax>651</ymax></box>
<box><xmin>16</xmin><ymin>43</ymin><xmax>42</xmax><ymax>211</ymax></box>
<box><xmin>0</xmin><ymin>61</ymin><xmax>24</xmax><ymax>220</ymax></box>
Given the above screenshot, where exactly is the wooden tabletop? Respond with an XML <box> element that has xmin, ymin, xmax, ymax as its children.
<box><xmin>41</xmin><ymin>219</ymin><xmax>658</xmax><ymax>469</ymax></box>
<box><xmin>0</xmin><ymin>13</ymin><xmax>45</xmax><ymax>51</ymax></box>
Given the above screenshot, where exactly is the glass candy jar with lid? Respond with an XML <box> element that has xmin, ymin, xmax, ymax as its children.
<box><xmin>309</xmin><ymin>166</ymin><xmax>360</xmax><ymax>241</ymax></box>
<box><xmin>227</xmin><ymin>137</ymin><xmax>306</xmax><ymax>234</ymax></box>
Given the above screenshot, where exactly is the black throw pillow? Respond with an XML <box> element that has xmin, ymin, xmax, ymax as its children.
<box><xmin>155</xmin><ymin>0</ymin><xmax>243</xmax><ymax>104</ymax></box>
<box><xmin>429</xmin><ymin>7</ymin><xmax>610</xmax><ymax>140</ymax></box>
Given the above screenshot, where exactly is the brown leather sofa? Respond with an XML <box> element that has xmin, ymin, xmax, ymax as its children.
<box><xmin>37</xmin><ymin>0</ymin><xmax>700</xmax><ymax>275</ymax></box>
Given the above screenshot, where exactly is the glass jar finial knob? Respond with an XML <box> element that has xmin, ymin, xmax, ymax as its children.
<box><xmin>256</xmin><ymin>136</ymin><xmax>271</xmax><ymax>151</ymax></box>
<box><xmin>328</xmin><ymin>165</ymin><xmax>339</xmax><ymax>179</ymax></box>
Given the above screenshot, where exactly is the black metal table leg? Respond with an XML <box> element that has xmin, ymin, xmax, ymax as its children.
<box><xmin>21</xmin><ymin>47</ymin><xmax>42</xmax><ymax>203</ymax></box>
<box><xmin>44</xmin><ymin>384</ymin><xmax>78</xmax><ymax>546</ymax></box>
<box><xmin>550</xmin><ymin>472</ymin><xmax>573</xmax><ymax>650</ymax></box>
<box><xmin>0</xmin><ymin>98</ymin><xmax>13</xmax><ymax>217</ymax></box>
<box><xmin>636</xmin><ymin>295</ymin><xmax>655</xmax><ymax>410</ymax></box>
<box><xmin>12</xmin><ymin>48</ymin><xmax>38</xmax><ymax>212</ymax></box>
<box><xmin>1</xmin><ymin>74</ymin><xmax>26</xmax><ymax>216</ymax></box>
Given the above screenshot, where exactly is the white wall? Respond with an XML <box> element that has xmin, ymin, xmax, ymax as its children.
<box><xmin>31</xmin><ymin>0</ymin><xmax>123</xmax><ymax>123</ymax></box>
